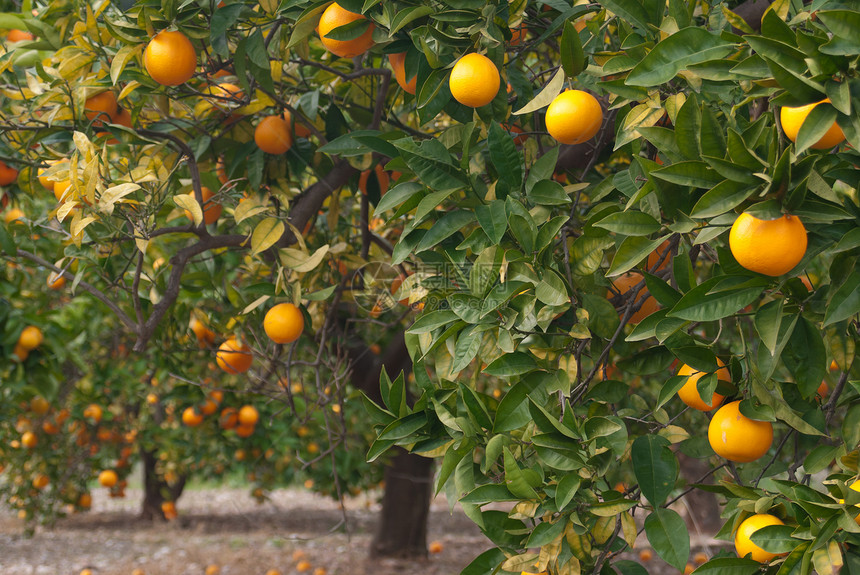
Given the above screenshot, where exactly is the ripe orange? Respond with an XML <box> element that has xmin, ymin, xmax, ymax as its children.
<box><xmin>200</xmin><ymin>400</ymin><xmax>218</xmax><ymax>416</ymax></box>
<box><xmin>780</xmin><ymin>99</ymin><xmax>845</xmax><ymax>150</ymax></box>
<box><xmin>729</xmin><ymin>213</ymin><xmax>807</xmax><ymax>276</ymax></box>
<box><xmin>30</xmin><ymin>396</ymin><xmax>49</xmax><ymax>415</ymax></box>
<box><xmin>264</xmin><ymin>303</ymin><xmax>305</xmax><ymax>344</ymax></box>
<box><xmin>296</xmin><ymin>560</ymin><xmax>312</xmax><ymax>572</ymax></box>
<box><xmin>204</xmin><ymin>565</ymin><xmax>220</xmax><ymax>575</ymax></box>
<box><xmin>238</xmin><ymin>405</ymin><xmax>259</xmax><ymax>426</ymax></box>
<box><xmin>318</xmin><ymin>3</ymin><xmax>375</xmax><ymax>58</ymax></box>
<box><xmin>388</xmin><ymin>52</ymin><xmax>416</xmax><ymax>95</ymax></box>
<box><xmin>32</xmin><ymin>473</ymin><xmax>49</xmax><ymax>489</ymax></box>
<box><xmin>509</xmin><ymin>24</ymin><xmax>527</xmax><ymax>46</ymax></box>
<box><xmin>255</xmin><ymin>115</ymin><xmax>293</xmax><ymax>154</ymax></box>
<box><xmin>7</xmin><ymin>29</ymin><xmax>34</xmax><ymax>42</ymax></box>
<box><xmin>608</xmin><ymin>272</ymin><xmax>658</xmax><ymax>323</ymax></box>
<box><xmin>359</xmin><ymin>164</ymin><xmax>389</xmax><ymax>196</ymax></box>
<box><xmin>98</xmin><ymin>469</ymin><xmax>118</xmax><ymax>488</ymax></box>
<box><xmin>83</xmin><ymin>403</ymin><xmax>103</xmax><ymax>423</ymax></box>
<box><xmin>161</xmin><ymin>500</ymin><xmax>178</xmax><ymax>520</ymax></box>
<box><xmin>265</xmin><ymin>570</ymin><xmax>282</xmax><ymax>575</ymax></box>
<box><xmin>683</xmin><ymin>564</ymin><xmax>695</xmax><ymax>575</ymax></box>
<box><xmin>677</xmin><ymin>360</ymin><xmax>729</xmax><ymax>411</ymax></box>
<box><xmin>449</xmin><ymin>53</ymin><xmax>500</xmax><ymax>108</ymax></box>
<box><xmin>646</xmin><ymin>239</ymin><xmax>673</xmax><ymax>272</ymax></box>
<box><xmin>47</xmin><ymin>271</ymin><xmax>66</xmax><ymax>290</ymax></box>
<box><xmin>182</xmin><ymin>407</ymin><xmax>204</xmax><ymax>427</ymax></box>
<box><xmin>817</xmin><ymin>381</ymin><xmax>829</xmax><ymax>398</ymax></box>
<box><xmin>734</xmin><ymin>513</ymin><xmax>785</xmax><ymax>562</ymax></box>
<box><xmin>693</xmin><ymin>552</ymin><xmax>708</xmax><ymax>565</ymax></box>
<box><xmin>21</xmin><ymin>431</ymin><xmax>37</xmax><ymax>448</ymax></box>
<box><xmin>708</xmin><ymin>401</ymin><xmax>773</xmax><ymax>462</ymax></box>
<box><xmin>220</xmin><ymin>407</ymin><xmax>239</xmax><ymax>430</ymax></box>
<box><xmin>190</xmin><ymin>316</ymin><xmax>216</xmax><ymax>347</ymax></box>
<box><xmin>0</xmin><ymin>160</ymin><xmax>18</xmax><ymax>185</ymax></box>
<box><xmin>4</xmin><ymin>207</ymin><xmax>24</xmax><ymax>224</ymax></box>
<box><xmin>429</xmin><ymin>541</ymin><xmax>444</xmax><ymax>553</ymax></box>
<box><xmin>235</xmin><ymin>423</ymin><xmax>255</xmax><ymax>438</ymax></box>
<box><xmin>546</xmin><ymin>90</ymin><xmax>603</xmax><ymax>145</ymax></box>
<box><xmin>144</xmin><ymin>30</ymin><xmax>197</xmax><ymax>86</ymax></box>
<box><xmin>216</xmin><ymin>337</ymin><xmax>253</xmax><ymax>374</ymax></box>
<box><xmin>84</xmin><ymin>91</ymin><xmax>117</xmax><ymax>126</ymax></box>
<box><xmin>18</xmin><ymin>326</ymin><xmax>43</xmax><ymax>350</ymax></box>
<box><xmin>77</xmin><ymin>493</ymin><xmax>92</xmax><ymax>508</ymax></box>
<box><xmin>185</xmin><ymin>186</ymin><xmax>222</xmax><ymax>225</ymax></box>
<box><xmin>638</xmin><ymin>549</ymin><xmax>653</xmax><ymax>562</ymax></box>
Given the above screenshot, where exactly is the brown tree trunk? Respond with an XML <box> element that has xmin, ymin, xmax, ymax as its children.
<box><xmin>371</xmin><ymin>447</ymin><xmax>433</xmax><ymax>558</ymax></box>
<box><xmin>139</xmin><ymin>448</ymin><xmax>186</xmax><ymax>521</ymax></box>
<box><xmin>348</xmin><ymin>331</ymin><xmax>435</xmax><ymax>558</ymax></box>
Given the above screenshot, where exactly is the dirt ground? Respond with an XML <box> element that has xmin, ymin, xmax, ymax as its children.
<box><xmin>0</xmin><ymin>485</ymin><xmax>726</xmax><ymax>575</ymax></box>
<box><xmin>0</xmin><ymin>485</ymin><xmax>495</xmax><ymax>575</ymax></box>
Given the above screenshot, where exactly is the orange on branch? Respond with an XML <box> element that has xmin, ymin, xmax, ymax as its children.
<box><xmin>144</xmin><ymin>30</ymin><xmax>197</xmax><ymax>86</ymax></box>
<box><xmin>729</xmin><ymin>213</ymin><xmax>807</xmax><ymax>277</ymax></box>
<box><xmin>255</xmin><ymin>115</ymin><xmax>293</xmax><ymax>154</ymax></box>
<box><xmin>388</xmin><ymin>52</ymin><xmax>417</xmax><ymax>95</ymax></box>
<box><xmin>780</xmin><ymin>99</ymin><xmax>845</xmax><ymax>150</ymax></box>
<box><xmin>677</xmin><ymin>359</ymin><xmax>729</xmax><ymax>412</ymax></box>
<box><xmin>318</xmin><ymin>2</ymin><xmax>375</xmax><ymax>58</ymax></box>
<box><xmin>264</xmin><ymin>303</ymin><xmax>305</xmax><ymax>344</ymax></box>
<box><xmin>449</xmin><ymin>53</ymin><xmax>500</xmax><ymax>108</ymax></box>
<box><xmin>216</xmin><ymin>337</ymin><xmax>252</xmax><ymax>374</ymax></box>
<box><xmin>708</xmin><ymin>401</ymin><xmax>773</xmax><ymax>463</ymax></box>
<box><xmin>608</xmin><ymin>272</ymin><xmax>658</xmax><ymax>323</ymax></box>
<box><xmin>546</xmin><ymin>90</ymin><xmax>603</xmax><ymax>145</ymax></box>
<box><xmin>734</xmin><ymin>514</ymin><xmax>786</xmax><ymax>562</ymax></box>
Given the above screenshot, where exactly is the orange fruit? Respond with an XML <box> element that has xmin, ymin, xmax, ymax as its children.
<box><xmin>729</xmin><ymin>213</ymin><xmax>807</xmax><ymax>276</ymax></box>
<box><xmin>21</xmin><ymin>431</ymin><xmax>37</xmax><ymax>448</ymax></box>
<box><xmin>83</xmin><ymin>403</ymin><xmax>103</xmax><ymax>423</ymax></box>
<box><xmin>184</xmin><ymin>186</ymin><xmax>222</xmax><ymax>225</ymax></box>
<box><xmin>37</xmin><ymin>159</ymin><xmax>65</xmax><ymax>191</ymax></box>
<box><xmin>7</xmin><ymin>29</ymin><xmax>34</xmax><ymax>42</ymax></box>
<box><xmin>839</xmin><ymin>480</ymin><xmax>860</xmax><ymax>524</ymax></box>
<box><xmin>545</xmin><ymin>90</ymin><xmax>603</xmax><ymax>145</ymax></box>
<box><xmin>220</xmin><ymin>407</ymin><xmax>239</xmax><ymax>430</ymax></box>
<box><xmin>318</xmin><ymin>3</ymin><xmax>375</xmax><ymax>58</ymax></box>
<box><xmin>182</xmin><ymin>407</ymin><xmax>204</xmax><ymax>427</ymax></box>
<box><xmin>449</xmin><ymin>53</ymin><xmax>500</xmax><ymax>108</ymax></box>
<box><xmin>77</xmin><ymin>493</ymin><xmax>92</xmax><ymax>508</ymax></box>
<box><xmin>18</xmin><ymin>326</ymin><xmax>43</xmax><ymax>350</ymax></box>
<box><xmin>509</xmin><ymin>24</ymin><xmax>527</xmax><ymax>46</ymax></box>
<box><xmin>216</xmin><ymin>337</ymin><xmax>253</xmax><ymax>374</ymax></box>
<box><xmin>265</xmin><ymin>570</ymin><xmax>282</xmax><ymax>575</ymax></box>
<box><xmin>694</xmin><ymin>552</ymin><xmax>708</xmax><ymax>565</ymax></box>
<box><xmin>780</xmin><ymin>99</ymin><xmax>845</xmax><ymax>150</ymax></box>
<box><xmin>708</xmin><ymin>401</ymin><xmax>773</xmax><ymax>462</ymax></box>
<box><xmin>263</xmin><ymin>303</ymin><xmax>305</xmax><ymax>344</ymax></box>
<box><xmin>255</xmin><ymin>115</ymin><xmax>293</xmax><ymax>154</ymax></box>
<box><xmin>358</xmin><ymin>164</ymin><xmax>389</xmax><ymax>197</ymax></box>
<box><xmin>238</xmin><ymin>405</ymin><xmax>259</xmax><ymax>426</ymax></box>
<box><xmin>4</xmin><ymin>207</ymin><xmax>24</xmax><ymax>224</ymax></box>
<box><xmin>608</xmin><ymin>272</ymin><xmax>658</xmax><ymax>323</ymax></box>
<box><xmin>84</xmin><ymin>91</ymin><xmax>118</xmax><ymax>126</ymax></box>
<box><xmin>429</xmin><ymin>541</ymin><xmax>443</xmax><ymax>553</ymax></box>
<box><xmin>200</xmin><ymin>400</ymin><xmax>218</xmax><ymax>416</ymax></box>
<box><xmin>646</xmin><ymin>239</ymin><xmax>673</xmax><ymax>272</ymax></box>
<box><xmin>144</xmin><ymin>30</ymin><xmax>197</xmax><ymax>86</ymax></box>
<box><xmin>98</xmin><ymin>469</ymin><xmax>118</xmax><ymax>487</ymax></box>
<box><xmin>0</xmin><ymin>160</ymin><xmax>18</xmax><ymax>185</ymax></box>
<box><xmin>638</xmin><ymin>549</ymin><xmax>653</xmax><ymax>562</ymax></box>
<box><xmin>47</xmin><ymin>271</ymin><xmax>66</xmax><ymax>290</ymax></box>
<box><xmin>235</xmin><ymin>423</ymin><xmax>255</xmax><ymax>438</ymax></box>
<box><xmin>296</xmin><ymin>560</ymin><xmax>312</xmax><ymax>572</ymax></box>
<box><xmin>830</xmin><ymin>359</ymin><xmax>840</xmax><ymax>371</ymax></box>
<box><xmin>677</xmin><ymin>360</ymin><xmax>729</xmax><ymax>411</ymax></box>
<box><xmin>734</xmin><ymin>513</ymin><xmax>785</xmax><ymax>562</ymax></box>
<box><xmin>190</xmin><ymin>316</ymin><xmax>216</xmax><ymax>347</ymax></box>
<box><xmin>204</xmin><ymin>566</ymin><xmax>220</xmax><ymax>575</ymax></box>
<box><xmin>30</xmin><ymin>396</ymin><xmax>49</xmax><ymax>415</ymax></box>
<box><xmin>32</xmin><ymin>473</ymin><xmax>49</xmax><ymax>489</ymax></box>
<box><xmin>313</xmin><ymin>569</ymin><xmax>326</xmax><ymax>575</ymax></box>
<box><xmin>161</xmin><ymin>500</ymin><xmax>178</xmax><ymax>520</ymax></box>
<box><xmin>683</xmin><ymin>564</ymin><xmax>695</xmax><ymax>575</ymax></box>
<box><xmin>388</xmin><ymin>52</ymin><xmax>417</xmax><ymax>95</ymax></box>
<box><xmin>817</xmin><ymin>381</ymin><xmax>829</xmax><ymax>398</ymax></box>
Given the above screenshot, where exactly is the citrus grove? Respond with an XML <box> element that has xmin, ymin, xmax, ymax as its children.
<box><xmin>0</xmin><ymin>0</ymin><xmax>857</xmax><ymax>574</ymax></box>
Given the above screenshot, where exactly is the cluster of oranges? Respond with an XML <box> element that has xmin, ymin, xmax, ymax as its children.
<box><xmin>214</xmin><ymin>302</ymin><xmax>305</xmax><ymax>376</ymax></box>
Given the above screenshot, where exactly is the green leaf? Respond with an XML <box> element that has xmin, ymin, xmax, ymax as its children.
<box><xmin>644</xmin><ymin>508</ymin><xmax>690</xmax><ymax>570</ymax></box>
<box><xmin>652</xmin><ymin>161</ymin><xmax>724</xmax><ymax>188</ymax></box>
<box><xmin>513</xmin><ymin>67</ymin><xmax>565</xmax><ymax>115</ymax></box>
<box><xmin>393</xmin><ymin>138</ymin><xmax>467</xmax><ymax>191</ymax></box>
<box><xmin>526</xmin><ymin>519</ymin><xmax>567</xmax><ymax>547</ymax></box>
<box><xmin>632</xmin><ymin>435</ymin><xmax>679</xmax><ymax>505</ymax></box>
<box><xmin>593</xmin><ymin>211</ymin><xmax>661</xmax><ymax>236</ymax></box>
<box><xmin>824</xmin><ymin>270</ymin><xmax>860</xmax><ymax>327</ymax></box>
<box><xmin>600</xmin><ymin>0</ymin><xmax>650</xmax><ymax>30</ymax></box>
<box><xmin>415</xmin><ymin>210</ymin><xmax>475</xmax><ymax>252</ymax></box>
<box><xmin>483</xmin><ymin>352</ymin><xmax>537</xmax><ymax>377</ymax></box>
<box><xmin>528</xmin><ymin>180</ymin><xmax>571</xmax><ymax>206</ymax></box>
<box><xmin>749</xmin><ymin>524</ymin><xmax>799</xmax><ymax>554</ymax></box>
<box><xmin>668</xmin><ymin>276</ymin><xmax>767</xmax><ymax>321</ymax></box>
<box><xmin>626</xmin><ymin>27</ymin><xmax>735</xmax><ymax>87</ymax></box>
<box><xmin>755</xmin><ymin>299</ymin><xmax>784</xmax><ymax>356</ymax></box>
<box><xmin>690</xmin><ymin>557</ymin><xmax>762</xmax><ymax>575</ymax></box>
<box><xmin>571</xmin><ymin>233</ymin><xmax>614</xmax><ymax>276</ymax></box>
<box><xmin>796</xmin><ymin>103</ymin><xmax>839</xmax><ymax>154</ymax></box>
<box><xmin>817</xmin><ymin>10</ymin><xmax>860</xmax><ymax>45</ymax></box>
<box><xmin>0</xmin><ymin>222</ymin><xmax>16</xmax><ymax>257</ymax></box>
<box><xmin>460</xmin><ymin>548</ymin><xmax>508</xmax><ymax>575</ymax></box>
<box><xmin>762</xmin><ymin>56</ymin><xmax>825</xmax><ymax>103</ymax></box>
<box><xmin>503</xmin><ymin>447</ymin><xmax>539</xmax><ymax>499</ymax></box>
<box><xmin>589</xmin><ymin>499</ymin><xmax>638</xmax><ymax>517</ymax></box>
<box><xmin>377</xmin><ymin>412</ymin><xmax>428</xmax><ymax>441</ymax></box>
<box><xmin>494</xmin><ymin>377</ymin><xmax>543</xmax><ymax>433</ymax></box>
<box><xmin>375</xmin><ymin>182</ymin><xmax>423</xmax><ymax>213</ymax></box>
<box><xmin>560</xmin><ymin>19</ymin><xmax>585</xmax><ymax>78</ymax></box>
<box><xmin>475</xmin><ymin>200</ymin><xmax>507</xmax><ymax>245</ymax></box>
<box><xmin>782</xmin><ymin>317</ymin><xmax>827</xmax><ymax>399</ymax></box>
<box><xmin>408</xmin><ymin>309</ymin><xmax>458</xmax><ymax>334</ymax></box>
<box><xmin>287</xmin><ymin>3</ymin><xmax>327</xmax><ymax>49</ymax></box>
<box><xmin>556</xmin><ymin>474</ymin><xmax>581</xmax><ymax>511</ymax></box>
<box><xmin>488</xmin><ymin>122</ymin><xmax>524</xmax><ymax>192</ymax></box>
<box><xmin>608</xmin><ymin>235</ymin><xmax>670</xmax><ymax>277</ymax></box>
<box><xmin>460</xmin><ymin>483</ymin><xmax>519</xmax><ymax>504</ymax></box>
<box><xmin>387</xmin><ymin>5</ymin><xmax>433</xmax><ymax>36</ymax></box>
<box><xmin>536</xmin><ymin>269</ymin><xmax>568</xmax><ymax>306</ymax></box>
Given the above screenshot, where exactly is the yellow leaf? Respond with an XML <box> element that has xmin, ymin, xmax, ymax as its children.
<box><xmin>279</xmin><ymin>244</ymin><xmax>329</xmax><ymax>272</ymax></box>
<box><xmin>71</xmin><ymin>215</ymin><xmax>97</xmax><ymax>237</ymax></box>
<box><xmin>251</xmin><ymin>218</ymin><xmax>285</xmax><ymax>255</ymax></box>
<box><xmin>111</xmin><ymin>44</ymin><xmax>143</xmax><ymax>85</ymax></box>
<box><xmin>658</xmin><ymin>425</ymin><xmax>690</xmax><ymax>444</ymax></box>
<box><xmin>233</xmin><ymin>197</ymin><xmax>268</xmax><ymax>224</ymax></box>
<box><xmin>501</xmin><ymin>553</ymin><xmax>539</xmax><ymax>573</ymax></box>
<box><xmin>174</xmin><ymin>193</ymin><xmax>202</xmax><ymax>226</ymax></box>
<box><xmin>99</xmin><ymin>182</ymin><xmax>140</xmax><ymax>215</ymax></box>
<box><xmin>56</xmin><ymin>200</ymin><xmax>78</xmax><ymax>223</ymax></box>
<box><xmin>242</xmin><ymin>294</ymin><xmax>270</xmax><ymax>315</ymax></box>
<box><xmin>135</xmin><ymin>238</ymin><xmax>149</xmax><ymax>255</ymax></box>
<box><xmin>72</xmin><ymin>131</ymin><xmax>94</xmax><ymax>158</ymax></box>
<box><xmin>557</xmin><ymin>555</ymin><xmax>581</xmax><ymax>575</ymax></box>
<box><xmin>118</xmin><ymin>81</ymin><xmax>141</xmax><ymax>102</ymax></box>
<box><xmin>620</xmin><ymin>511</ymin><xmax>637</xmax><ymax>549</ymax></box>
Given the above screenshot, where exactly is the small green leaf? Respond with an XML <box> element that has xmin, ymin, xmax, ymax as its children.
<box><xmin>644</xmin><ymin>508</ymin><xmax>690</xmax><ymax>570</ymax></box>
<box><xmin>560</xmin><ymin>19</ymin><xmax>585</xmax><ymax>78</ymax></box>
<box><xmin>632</xmin><ymin>435</ymin><xmax>679</xmax><ymax>505</ymax></box>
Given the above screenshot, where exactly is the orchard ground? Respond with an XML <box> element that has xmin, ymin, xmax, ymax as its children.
<box><xmin>0</xmin><ymin>480</ymin><xmax>727</xmax><ymax>575</ymax></box>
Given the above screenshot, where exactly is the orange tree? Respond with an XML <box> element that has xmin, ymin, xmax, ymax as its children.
<box><xmin>0</xmin><ymin>0</ymin><xmax>859</xmax><ymax>571</ymax></box>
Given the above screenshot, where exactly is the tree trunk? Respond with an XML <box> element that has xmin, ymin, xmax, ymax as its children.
<box><xmin>348</xmin><ymin>331</ymin><xmax>434</xmax><ymax>558</ymax></box>
<box><xmin>139</xmin><ymin>448</ymin><xmax>186</xmax><ymax>521</ymax></box>
<box><xmin>371</xmin><ymin>447</ymin><xmax>433</xmax><ymax>558</ymax></box>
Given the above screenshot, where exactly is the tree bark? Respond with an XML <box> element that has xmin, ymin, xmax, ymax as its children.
<box><xmin>139</xmin><ymin>448</ymin><xmax>186</xmax><ymax>521</ymax></box>
<box><xmin>348</xmin><ymin>331</ymin><xmax>435</xmax><ymax>558</ymax></box>
<box><xmin>371</xmin><ymin>447</ymin><xmax>434</xmax><ymax>558</ymax></box>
